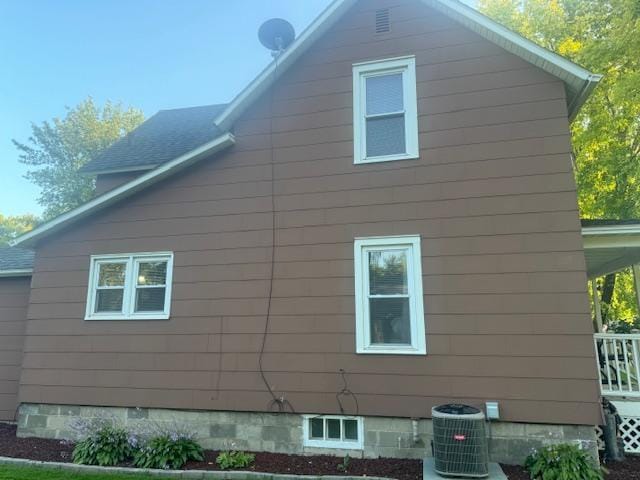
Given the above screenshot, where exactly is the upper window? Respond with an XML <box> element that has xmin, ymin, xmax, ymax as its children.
<box><xmin>85</xmin><ymin>252</ymin><xmax>174</xmax><ymax>320</ymax></box>
<box><xmin>352</xmin><ymin>56</ymin><xmax>419</xmax><ymax>164</ymax></box>
<box><xmin>354</xmin><ymin>236</ymin><xmax>425</xmax><ymax>354</ymax></box>
<box><xmin>302</xmin><ymin>415</ymin><xmax>363</xmax><ymax>450</ymax></box>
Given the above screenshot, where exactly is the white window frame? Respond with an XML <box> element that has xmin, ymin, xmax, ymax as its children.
<box><xmin>352</xmin><ymin>55</ymin><xmax>419</xmax><ymax>164</ymax></box>
<box><xmin>302</xmin><ymin>415</ymin><xmax>364</xmax><ymax>450</ymax></box>
<box><xmin>85</xmin><ymin>252</ymin><xmax>174</xmax><ymax>321</ymax></box>
<box><xmin>354</xmin><ymin>235</ymin><xmax>426</xmax><ymax>355</ymax></box>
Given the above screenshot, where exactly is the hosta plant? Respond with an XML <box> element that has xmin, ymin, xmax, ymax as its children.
<box><xmin>216</xmin><ymin>450</ymin><xmax>255</xmax><ymax>470</ymax></box>
<box><xmin>133</xmin><ymin>433</ymin><xmax>204</xmax><ymax>470</ymax></box>
<box><xmin>524</xmin><ymin>443</ymin><xmax>603</xmax><ymax>480</ymax></box>
<box><xmin>72</xmin><ymin>424</ymin><xmax>132</xmax><ymax>466</ymax></box>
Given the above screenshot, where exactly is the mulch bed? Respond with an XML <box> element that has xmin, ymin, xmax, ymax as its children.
<box><xmin>0</xmin><ymin>423</ymin><xmax>421</xmax><ymax>480</ymax></box>
<box><xmin>1</xmin><ymin>423</ymin><xmax>638</xmax><ymax>480</ymax></box>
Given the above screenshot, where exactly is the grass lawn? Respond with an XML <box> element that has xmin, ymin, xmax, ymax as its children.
<box><xmin>0</xmin><ymin>465</ymin><xmax>150</xmax><ymax>480</ymax></box>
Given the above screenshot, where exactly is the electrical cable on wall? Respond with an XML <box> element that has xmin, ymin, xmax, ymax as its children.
<box><xmin>256</xmin><ymin>20</ymin><xmax>296</xmax><ymax>414</ymax></box>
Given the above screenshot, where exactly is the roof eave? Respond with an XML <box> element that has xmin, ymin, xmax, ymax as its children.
<box><xmin>214</xmin><ymin>0</ymin><xmax>357</xmax><ymax>131</ymax></box>
<box><xmin>12</xmin><ymin>132</ymin><xmax>236</xmax><ymax>248</ymax></box>
<box><xmin>567</xmin><ymin>74</ymin><xmax>603</xmax><ymax>121</ymax></box>
<box><xmin>0</xmin><ymin>269</ymin><xmax>33</xmax><ymax>278</ymax></box>
<box><xmin>83</xmin><ymin>165</ymin><xmax>158</xmax><ymax>176</ymax></box>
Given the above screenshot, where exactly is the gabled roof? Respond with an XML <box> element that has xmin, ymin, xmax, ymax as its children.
<box><xmin>13</xmin><ymin>0</ymin><xmax>601</xmax><ymax>247</ymax></box>
<box><xmin>214</xmin><ymin>0</ymin><xmax>601</xmax><ymax>130</ymax></box>
<box><xmin>81</xmin><ymin>104</ymin><xmax>227</xmax><ymax>175</ymax></box>
<box><xmin>13</xmin><ymin>133</ymin><xmax>235</xmax><ymax>247</ymax></box>
<box><xmin>0</xmin><ymin>247</ymin><xmax>34</xmax><ymax>277</ymax></box>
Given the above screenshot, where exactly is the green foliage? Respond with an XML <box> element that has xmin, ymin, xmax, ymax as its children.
<box><xmin>479</xmin><ymin>0</ymin><xmax>640</xmax><ymax>324</ymax></box>
<box><xmin>337</xmin><ymin>454</ymin><xmax>351</xmax><ymax>472</ymax></box>
<box><xmin>72</xmin><ymin>425</ymin><xmax>132</xmax><ymax>466</ymax></box>
<box><xmin>0</xmin><ymin>213</ymin><xmax>38</xmax><ymax>246</ymax></box>
<box><xmin>215</xmin><ymin>450</ymin><xmax>255</xmax><ymax>470</ymax></box>
<box><xmin>0</xmin><ymin>464</ymin><xmax>152</xmax><ymax>480</ymax></box>
<box><xmin>524</xmin><ymin>444</ymin><xmax>603</xmax><ymax>480</ymax></box>
<box><xmin>13</xmin><ymin>97</ymin><xmax>143</xmax><ymax>219</ymax></box>
<box><xmin>132</xmin><ymin>434</ymin><xmax>204</xmax><ymax>470</ymax></box>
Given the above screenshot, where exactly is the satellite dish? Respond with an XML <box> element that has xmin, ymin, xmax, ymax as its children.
<box><xmin>258</xmin><ymin>18</ymin><xmax>295</xmax><ymax>56</ymax></box>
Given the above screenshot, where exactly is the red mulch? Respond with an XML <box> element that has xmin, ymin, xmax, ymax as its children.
<box><xmin>0</xmin><ymin>423</ymin><xmax>421</xmax><ymax>480</ymax></box>
<box><xmin>1</xmin><ymin>422</ymin><xmax>638</xmax><ymax>480</ymax></box>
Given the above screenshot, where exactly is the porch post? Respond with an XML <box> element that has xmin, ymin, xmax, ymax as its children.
<box><xmin>633</xmin><ymin>264</ymin><xmax>640</xmax><ymax>314</ymax></box>
<box><xmin>591</xmin><ymin>279</ymin><xmax>603</xmax><ymax>332</ymax></box>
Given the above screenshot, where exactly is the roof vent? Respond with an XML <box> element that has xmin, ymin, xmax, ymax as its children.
<box><xmin>375</xmin><ymin>9</ymin><xmax>390</xmax><ymax>33</ymax></box>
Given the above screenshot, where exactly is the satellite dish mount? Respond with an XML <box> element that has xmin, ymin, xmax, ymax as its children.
<box><xmin>258</xmin><ymin>18</ymin><xmax>295</xmax><ymax>58</ymax></box>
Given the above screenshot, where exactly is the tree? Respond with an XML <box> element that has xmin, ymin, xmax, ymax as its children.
<box><xmin>479</xmin><ymin>0</ymin><xmax>640</xmax><ymax>323</ymax></box>
<box><xmin>0</xmin><ymin>214</ymin><xmax>38</xmax><ymax>246</ymax></box>
<box><xmin>13</xmin><ymin>97</ymin><xmax>144</xmax><ymax>219</ymax></box>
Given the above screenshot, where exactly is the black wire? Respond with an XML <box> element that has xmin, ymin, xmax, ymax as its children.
<box><xmin>257</xmin><ymin>51</ymin><xmax>295</xmax><ymax>414</ymax></box>
<box><xmin>336</xmin><ymin>369</ymin><xmax>359</xmax><ymax>416</ymax></box>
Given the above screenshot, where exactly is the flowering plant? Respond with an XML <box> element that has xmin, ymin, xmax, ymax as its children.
<box><xmin>72</xmin><ymin>424</ymin><xmax>132</xmax><ymax>466</ymax></box>
<box><xmin>132</xmin><ymin>430</ymin><xmax>204</xmax><ymax>469</ymax></box>
<box><xmin>524</xmin><ymin>443</ymin><xmax>603</xmax><ymax>480</ymax></box>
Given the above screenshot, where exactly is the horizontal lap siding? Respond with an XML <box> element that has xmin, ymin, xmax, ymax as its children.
<box><xmin>20</xmin><ymin>0</ymin><xmax>600</xmax><ymax>425</ymax></box>
<box><xmin>0</xmin><ymin>277</ymin><xmax>29</xmax><ymax>420</ymax></box>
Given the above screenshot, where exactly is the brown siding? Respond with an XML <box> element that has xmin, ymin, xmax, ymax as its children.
<box><xmin>20</xmin><ymin>0</ymin><xmax>600</xmax><ymax>425</ymax></box>
<box><xmin>0</xmin><ymin>277</ymin><xmax>30</xmax><ymax>420</ymax></box>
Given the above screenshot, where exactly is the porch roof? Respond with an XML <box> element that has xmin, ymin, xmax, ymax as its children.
<box><xmin>582</xmin><ymin>219</ymin><xmax>640</xmax><ymax>279</ymax></box>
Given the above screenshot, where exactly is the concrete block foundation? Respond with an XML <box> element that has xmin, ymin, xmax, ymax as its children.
<box><xmin>16</xmin><ymin>403</ymin><xmax>598</xmax><ymax>464</ymax></box>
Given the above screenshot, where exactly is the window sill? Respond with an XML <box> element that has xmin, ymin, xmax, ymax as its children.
<box><xmin>303</xmin><ymin>440</ymin><xmax>363</xmax><ymax>450</ymax></box>
<box><xmin>354</xmin><ymin>152</ymin><xmax>419</xmax><ymax>165</ymax></box>
<box><xmin>84</xmin><ymin>314</ymin><xmax>170</xmax><ymax>321</ymax></box>
<box><xmin>356</xmin><ymin>347</ymin><xmax>426</xmax><ymax>355</ymax></box>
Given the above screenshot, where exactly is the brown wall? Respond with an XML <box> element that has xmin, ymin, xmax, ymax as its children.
<box><xmin>19</xmin><ymin>0</ymin><xmax>601</xmax><ymax>425</ymax></box>
<box><xmin>95</xmin><ymin>172</ymin><xmax>142</xmax><ymax>195</ymax></box>
<box><xmin>0</xmin><ymin>277</ymin><xmax>30</xmax><ymax>420</ymax></box>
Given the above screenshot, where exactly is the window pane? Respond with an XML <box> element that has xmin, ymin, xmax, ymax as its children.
<box><xmin>369</xmin><ymin>298</ymin><xmax>411</xmax><ymax>344</ymax></box>
<box><xmin>135</xmin><ymin>287</ymin><xmax>166</xmax><ymax>312</ymax></box>
<box><xmin>343</xmin><ymin>420</ymin><xmax>358</xmax><ymax>440</ymax></box>
<box><xmin>326</xmin><ymin>419</ymin><xmax>341</xmax><ymax>439</ymax></box>
<box><xmin>366</xmin><ymin>115</ymin><xmax>406</xmax><ymax>157</ymax></box>
<box><xmin>310</xmin><ymin>418</ymin><xmax>324</xmax><ymax>439</ymax></box>
<box><xmin>98</xmin><ymin>263</ymin><xmax>126</xmax><ymax>287</ymax></box>
<box><xmin>369</xmin><ymin>250</ymin><xmax>408</xmax><ymax>295</ymax></box>
<box><xmin>137</xmin><ymin>261</ymin><xmax>167</xmax><ymax>286</ymax></box>
<box><xmin>95</xmin><ymin>289</ymin><xmax>124</xmax><ymax>313</ymax></box>
<box><xmin>366</xmin><ymin>73</ymin><xmax>403</xmax><ymax>115</ymax></box>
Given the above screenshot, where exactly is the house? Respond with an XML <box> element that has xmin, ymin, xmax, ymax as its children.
<box><xmin>0</xmin><ymin>0</ymin><xmax>615</xmax><ymax>464</ymax></box>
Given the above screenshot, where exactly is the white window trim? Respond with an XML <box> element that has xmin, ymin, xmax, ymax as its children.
<box><xmin>354</xmin><ymin>235</ymin><xmax>426</xmax><ymax>355</ymax></box>
<box><xmin>302</xmin><ymin>415</ymin><xmax>364</xmax><ymax>450</ymax></box>
<box><xmin>85</xmin><ymin>252</ymin><xmax>174</xmax><ymax>321</ymax></box>
<box><xmin>352</xmin><ymin>55</ymin><xmax>419</xmax><ymax>164</ymax></box>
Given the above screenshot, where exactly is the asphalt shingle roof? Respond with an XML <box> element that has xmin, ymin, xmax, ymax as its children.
<box><xmin>0</xmin><ymin>247</ymin><xmax>34</xmax><ymax>272</ymax></box>
<box><xmin>80</xmin><ymin>103</ymin><xmax>228</xmax><ymax>174</ymax></box>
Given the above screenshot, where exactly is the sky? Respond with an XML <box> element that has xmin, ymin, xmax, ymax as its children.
<box><xmin>0</xmin><ymin>0</ymin><xmax>475</xmax><ymax>217</ymax></box>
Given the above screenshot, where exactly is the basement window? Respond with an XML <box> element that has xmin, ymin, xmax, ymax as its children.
<box><xmin>85</xmin><ymin>252</ymin><xmax>174</xmax><ymax>320</ymax></box>
<box><xmin>352</xmin><ymin>56</ymin><xmax>419</xmax><ymax>164</ymax></box>
<box><xmin>354</xmin><ymin>236</ymin><xmax>426</xmax><ymax>354</ymax></box>
<box><xmin>303</xmin><ymin>415</ymin><xmax>363</xmax><ymax>450</ymax></box>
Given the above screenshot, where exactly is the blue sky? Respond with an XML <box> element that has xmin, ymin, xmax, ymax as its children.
<box><xmin>0</xmin><ymin>0</ymin><xmax>331</xmax><ymax>216</ymax></box>
<box><xmin>1</xmin><ymin>0</ymin><xmax>475</xmax><ymax>217</ymax></box>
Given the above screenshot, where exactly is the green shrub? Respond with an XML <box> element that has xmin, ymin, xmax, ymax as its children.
<box><xmin>133</xmin><ymin>434</ymin><xmax>204</xmax><ymax>470</ymax></box>
<box><xmin>524</xmin><ymin>443</ymin><xmax>603</xmax><ymax>480</ymax></box>
<box><xmin>72</xmin><ymin>425</ymin><xmax>132</xmax><ymax>466</ymax></box>
<box><xmin>216</xmin><ymin>450</ymin><xmax>255</xmax><ymax>470</ymax></box>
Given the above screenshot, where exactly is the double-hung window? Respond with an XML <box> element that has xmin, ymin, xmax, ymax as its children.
<box><xmin>352</xmin><ymin>56</ymin><xmax>419</xmax><ymax>164</ymax></box>
<box><xmin>85</xmin><ymin>252</ymin><xmax>174</xmax><ymax>320</ymax></box>
<box><xmin>354</xmin><ymin>236</ymin><xmax>425</xmax><ymax>354</ymax></box>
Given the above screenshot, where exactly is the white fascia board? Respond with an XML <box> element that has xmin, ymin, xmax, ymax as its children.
<box><xmin>421</xmin><ymin>0</ymin><xmax>602</xmax><ymax>119</ymax></box>
<box><xmin>213</xmin><ymin>0</ymin><xmax>356</xmax><ymax>131</ymax></box>
<box><xmin>12</xmin><ymin>133</ymin><xmax>236</xmax><ymax>248</ymax></box>
<box><xmin>582</xmin><ymin>225</ymin><xmax>640</xmax><ymax>236</ymax></box>
<box><xmin>0</xmin><ymin>269</ymin><xmax>33</xmax><ymax>278</ymax></box>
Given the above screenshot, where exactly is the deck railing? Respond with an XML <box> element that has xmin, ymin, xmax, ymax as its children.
<box><xmin>594</xmin><ymin>333</ymin><xmax>640</xmax><ymax>397</ymax></box>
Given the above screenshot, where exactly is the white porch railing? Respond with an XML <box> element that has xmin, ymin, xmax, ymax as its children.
<box><xmin>594</xmin><ymin>333</ymin><xmax>640</xmax><ymax>397</ymax></box>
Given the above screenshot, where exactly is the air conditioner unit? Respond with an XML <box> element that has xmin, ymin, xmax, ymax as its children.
<box><xmin>432</xmin><ymin>404</ymin><xmax>489</xmax><ymax>478</ymax></box>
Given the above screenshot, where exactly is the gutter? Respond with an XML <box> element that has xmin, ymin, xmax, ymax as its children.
<box><xmin>568</xmin><ymin>74</ymin><xmax>603</xmax><ymax>122</ymax></box>
<box><xmin>0</xmin><ymin>269</ymin><xmax>33</xmax><ymax>278</ymax></box>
